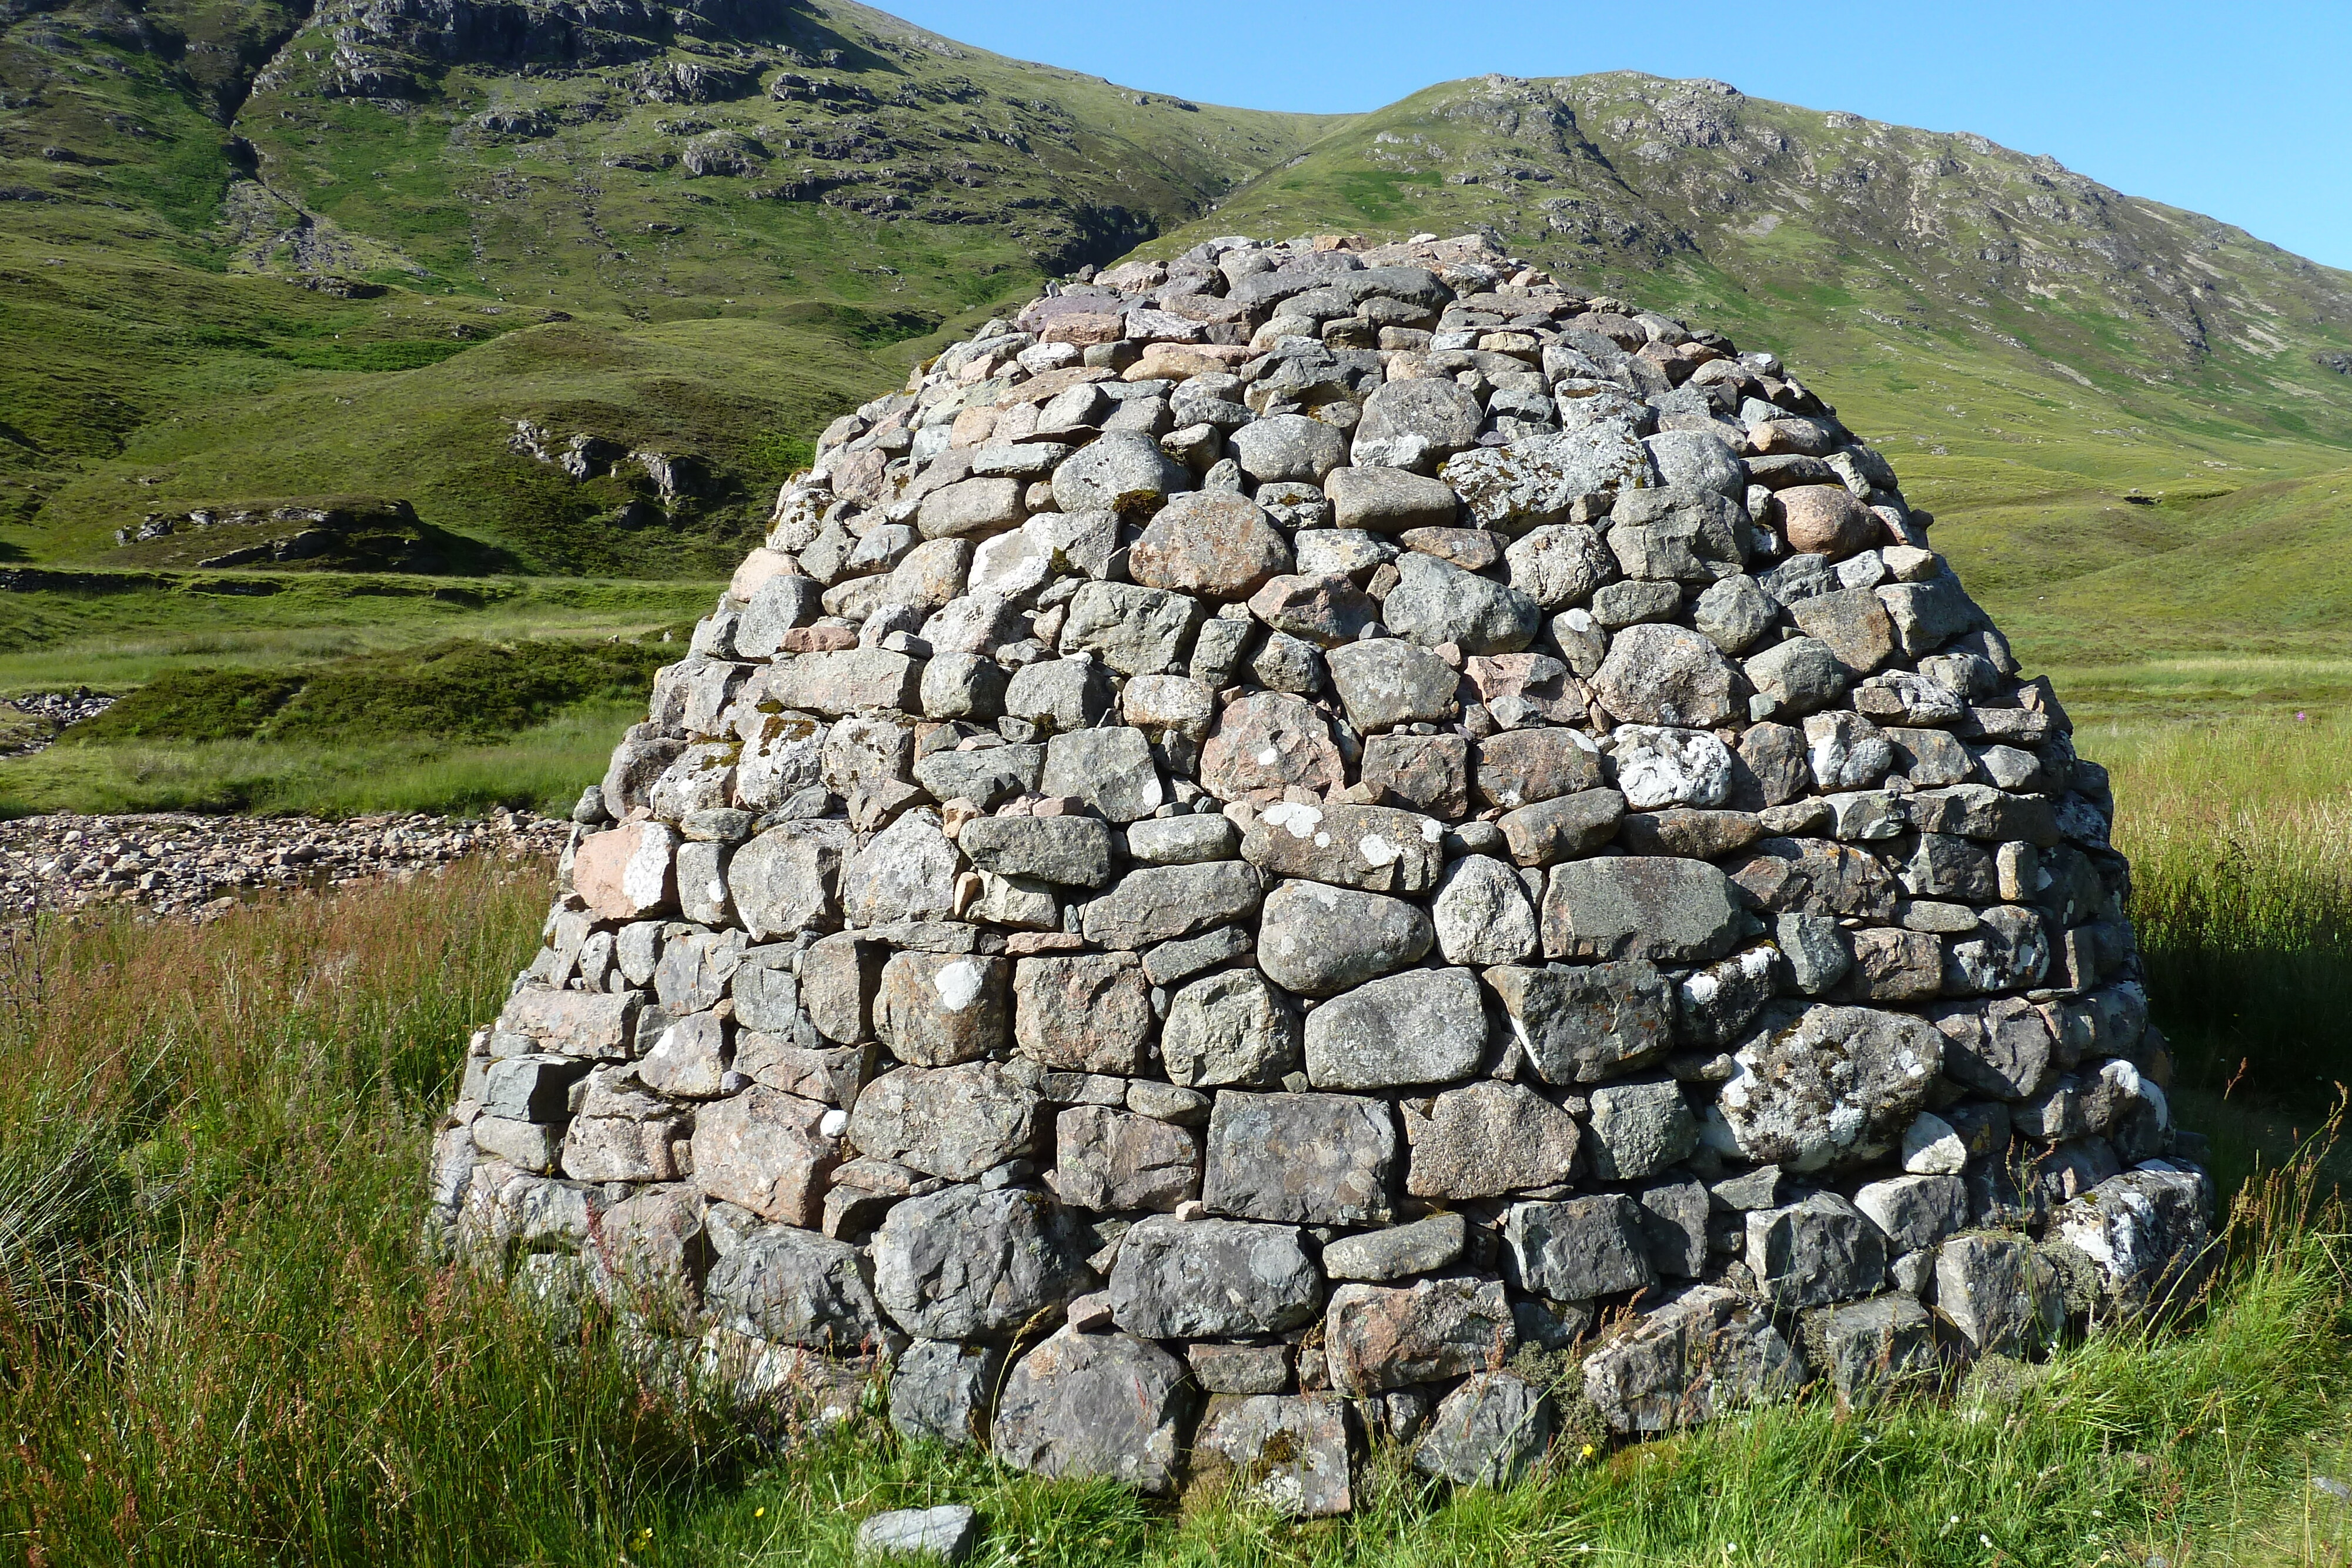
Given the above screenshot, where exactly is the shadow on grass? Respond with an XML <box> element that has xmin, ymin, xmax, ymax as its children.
<box><xmin>2146</xmin><ymin>933</ymin><xmax>2352</xmax><ymax>1107</ymax></box>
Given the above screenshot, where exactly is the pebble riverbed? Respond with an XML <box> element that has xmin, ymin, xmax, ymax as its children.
<box><xmin>0</xmin><ymin>809</ymin><xmax>570</xmax><ymax>919</ymax></box>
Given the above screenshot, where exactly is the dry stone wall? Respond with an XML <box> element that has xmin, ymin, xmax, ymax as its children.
<box><xmin>428</xmin><ymin>229</ymin><xmax>2215</xmax><ymax>1512</ymax></box>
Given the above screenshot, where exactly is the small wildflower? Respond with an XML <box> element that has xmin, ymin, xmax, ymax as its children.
<box><xmin>1581</xmin><ymin>1442</ymin><xmax>1598</xmax><ymax>1459</ymax></box>
<box><xmin>754</xmin><ymin>1507</ymin><xmax>766</xmax><ymax>1519</ymax></box>
<box><xmin>1980</xmin><ymin>1534</ymin><xmax>1994</xmax><ymax>1548</ymax></box>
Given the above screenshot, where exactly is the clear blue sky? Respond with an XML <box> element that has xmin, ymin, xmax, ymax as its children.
<box><xmin>880</xmin><ymin>1</ymin><xmax>2352</xmax><ymax>272</ymax></box>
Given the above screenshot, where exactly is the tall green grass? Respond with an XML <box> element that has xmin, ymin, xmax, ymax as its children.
<box><xmin>0</xmin><ymin>861</ymin><xmax>754</xmax><ymax>1566</ymax></box>
<box><xmin>2099</xmin><ymin>714</ymin><xmax>2352</xmax><ymax>1102</ymax></box>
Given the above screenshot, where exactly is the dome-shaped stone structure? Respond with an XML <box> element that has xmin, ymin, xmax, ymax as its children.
<box><xmin>430</xmin><ymin>230</ymin><xmax>2214</xmax><ymax>1510</ymax></box>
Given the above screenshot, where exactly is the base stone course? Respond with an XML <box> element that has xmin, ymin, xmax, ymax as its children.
<box><xmin>430</xmin><ymin>229</ymin><xmax>2213</xmax><ymax>1514</ymax></box>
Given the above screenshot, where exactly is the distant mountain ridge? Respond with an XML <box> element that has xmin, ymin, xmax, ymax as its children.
<box><xmin>1175</xmin><ymin>72</ymin><xmax>2352</xmax><ymax>432</ymax></box>
<box><xmin>1</xmin><ymin>1</ymin><xmax>2347</xmax><ymax>584</ymax></box>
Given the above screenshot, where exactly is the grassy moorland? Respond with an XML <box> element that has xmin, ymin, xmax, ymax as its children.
<box><xmin>0</xmin><ymin>571</ymin><xmax>716</xmax><ymax>815</ymax></box>
<box><xmin>1</xmin><ymin>710</ymin><xmax>2350</xmax><ymax>1566</ymax></box>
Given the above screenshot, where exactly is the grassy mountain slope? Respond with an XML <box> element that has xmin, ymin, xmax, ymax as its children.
<box><xmin>8</xmin><ymin>22</ymin><xmax>2352</xmax><ymax>813</ymax></box>
<box><xmin>1168</xmin><ymin>72</ymin><xmax>2352</xmax><ymax>460</ymax></box>
<box><xmin>0</xmin><ymin>0</ymin><xmax>1334</xmax><ymax>571</ymax></box>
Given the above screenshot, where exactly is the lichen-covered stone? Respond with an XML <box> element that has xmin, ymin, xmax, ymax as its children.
<box><xmin>1381</xmin><ymin>553</ymin><xmax>1542</xmax><ymax>654</ymax></box>
<box><xmin>1506</xmin><ymin>1193</ymin><xmax>1656</xmax><ymax>1299</ymax></box>
<box><xmin>1195</xmin><ymin>1395</ymin><xmax>1358</xmax><ymax>1517</ymax></box>
<box><xmin>887</xmin><ymin>1340</ymin><xmax>1004</xmax><ymax>1449</ymax></box>
<box><xmin>1936</xmin><ymin>1233</ymin><xmax>2064</xmax><ymax>1356</ymax></box>
<box><xmin>1594</xmin><ymin>624</ymin><xmax>1742</xmax><ymax>728</ymax></box>
<box><xmin>956</xmin><ymin>815</ymin><xmax>1116</xmax><ymax>888</ymax></box>
<box><xmin>1130</xmin><ymin>490</ymin><xmax>1292</xmax><ymax>601</ymax></box>
<box><xmin>1321</xmin><ymin>1211</ymin><xmax>1467</xmax><ymax>1282</ymax></box>
<box><xmin>1541</xmin><ymin>857</ymin><xmax>1745</xmax><ymax>965</ymax></box>
<box><xmin>1303</xmin><ymin>967</ymin><xmax>1486</xmax><ymax>1090</ymax></box>
<box><xmin>874</xmin><ymin>952</ymin><xmax>1009</xmax><ymax>1067</ymax></box>
<box><xmin>1013</xmin><ymin>953</ymin><xmax>1153</xmax><ymax>1074</ymax></box>
<box><xmin>1160</xmin><ymin>968</ymin><xmax>1301</xmax><ymax>1087</ymax></box>
<box><xmin>2046</xmin><ymin>1160</ymin><xmax>2213</xmax><ymax>1319</ymax></box>
<box><xmin>1257</xmin><ymin>880</ymin><xmax>1433</xmax><ymax>996</ymax></box>
<box><xmin>574</xmin><ymin>821</ymin><xmax>678</xmax><ymax>921</ymax></box>
<box><xmin>1203</xmin><ymin>1090</ymin><xmax>1396</xmax><ymax>1227</ymax></box>
<box><xmin>691</xmin><ymin>1086</ymin><xmax>838</xmax><ymax>1226</ymax></box>
<box><xmin>1443</xmin><ymin>424</ymin><xmax>1658</xmax><ymax>531</ymax></box>
<box><xmin>1324</xmin><ymin>1275</ymin><xmax>1516</xmax><ymax>1395</ymax></box>
<box><xmin>1055</xmin><ymin>1105</ymin><xmax>1201</xmax><ymax>1211</ymax></box>
<box><xmin>1582</xmin><ymin>1285</ymin><xmax>1807</xmax><ymax>1435</ymax></box>
<box><xmin>1242</xmin><ymin>800</ymin><xmax>1445</xmax><ymax>895</ymax></box>
<box><xmin>1110</xmin><ymin>1215</ymin><xmax>1321</xmax><ymax>1338</ymax></box>
<box><xmin>1474</xmin><ymin>727</ymin><xmax>1606</xmax><ymax>810</ymax></box>
<box><xmin>1325</xmin><ymin>638</ymin><xmax>1460</xmax><ymax>731</ymax></box>
<box><xmin>1713</xmin><ymin>1004</ymin><xmax>1943</xmax><ymax>1172</ymax></box>
<box><xmin>1745</xmin><ymin>1192</ymin><xmax>1886</xmax><ymax>1309</ymax></box>
<box><xmin>1081</xmin><ymin>861</ymin><xmax>1265</xmax><ymax>950</ymax></box>
<box><xmin>1488</xmin><ymin>959</ymin><xmax>1673</xmax><ymax>1084</ymax></box>
<box><xmin>871</xmin><ymin>1183</ymin><xmax>1089</xmax><ymax>1338</ymax></box>
<box><xmin>703</xmin><ymin>1226</ymin><xmax>889</xmax><ymax>1355</ymax></box>
<box><xmin>1412</xmin><ymin>1373</ymin><xmax>1553</xmax><ymax>1488</ymax></box>
<box><xmin>994</xmin><ymin>1327</ymin><xmax>1192</xmax><ymax>1494</ymax></box>
<box><xmin>841</xmin><ymin>810</ymin><xmax>960</xmax><ymax>926</ymax></box>
<box><xmin>1798</xmin><ymin>1292</ymin><xmax>1939</xmax><ymax>1410</ymax></box>
<box><xmin>1429</xmin><ymin>854</ymin><xmax>1539</xmax><ymax>966</ymax></box>
<box><xmin>844</xmin><ymin>1061</ymin><xmax>1043</xmax><ymax>1181</ymax></box>
<box><xmin>1403</xmin><ymin>1081</ymin><xmax>1581</xmax><ymax>1199</ymax></box>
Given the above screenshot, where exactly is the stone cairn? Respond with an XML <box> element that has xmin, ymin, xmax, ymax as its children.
<box><xmin>429</xmin><ymin>230</ymin><xmax>2217</xmax><ymax>1514</ymax></box>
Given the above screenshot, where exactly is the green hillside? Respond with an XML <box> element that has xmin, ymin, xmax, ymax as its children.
<box><xmin>0</xmin><ymin>0</ymin><xmax>1333</xmax><ymax>571</ymax></box>
<box><xmin>5</xmin><ymin>8</ymin><xmax>2352</xmax><ymax>813</ymax></box>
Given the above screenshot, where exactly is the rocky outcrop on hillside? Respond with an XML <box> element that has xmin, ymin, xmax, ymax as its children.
<box><xmin>0</xmin><ymin>690</ymin><xmax>115</xmax><ymax>756</ymax></box>
<box><xmin>106</xmin><ymin>499</ymin><xmax>497</xmax><ymax>573</ymax></box>
<box><xmin>427</xmin><ymin>229</ymin><xmax>2214</xmax><ymax>1508</ymax></box>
